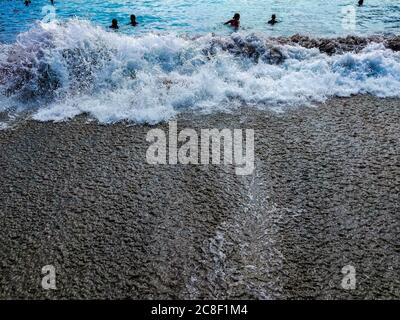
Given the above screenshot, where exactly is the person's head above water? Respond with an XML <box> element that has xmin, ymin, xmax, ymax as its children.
<box><xmin>268</xmin><ymin>14</ymin><xmax>278</xmax><ymax>25</ymax></box>
<box><xmin>358</xmin><ymin>0</ymin><xmax>364</xmax><ymax>6</ymax></box>
<box><xmin>110</xmin><ymin>19</ymin><xmax>119</xmax><ymax>29</ymax></box>
<box><xmin>130</xmin><ymin>14</ymin><xmax>137</xmax><ymax>26</ymax></box>
<box><xmin>224</xmin><ymin>13</ymin><xmax>240</xmax><ymax>28</ymax></box>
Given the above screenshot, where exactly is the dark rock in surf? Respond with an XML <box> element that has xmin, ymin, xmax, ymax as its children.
<box><xmin>318</xmin><ymin>41</ymin><xmax>336</xmax><ymax>55</ymax></box>
<box><xmin>262</xmin><ymin>47</ymin><xmax>285</xmax><ymax>64</ymax></box>
<box><xmin>387</xmin><ymin>36</ymin><xmax>400</xmax><ymax>51</ymax></box>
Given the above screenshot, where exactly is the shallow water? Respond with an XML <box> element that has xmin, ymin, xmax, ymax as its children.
<box><xmin>1</xmin><ymin>0</ymin><xmax>399</xmax><ymax>43</ymax></box>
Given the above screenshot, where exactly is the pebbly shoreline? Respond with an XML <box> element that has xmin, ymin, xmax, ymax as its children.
<box><xmin>0</xmin><ymin>95</ymin><xmax>399</xmax><ymax>299</ymax></box>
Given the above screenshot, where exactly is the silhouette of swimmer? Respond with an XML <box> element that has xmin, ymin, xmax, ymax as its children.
<box><xmin>24</xmin><ymin>0</ymin><xmax>31</xmax><ymax>6</ymax></box>
<box><xmin>129</xmin><ymin>14</ymin><xmax>138</xmax><ymax>27</ymax></box>
<box><xmin>268</xmin><ymin>14</ymin><xmax>278</xmax><ymax>25</ymax></box>
<box><xmin>224</xmin><ymin>13</ymin><xmax>240</xmax><ymax>29</ymax></box>
<box><xmin>110</xmin><ymin>19</ymin><xmax>119</xmax><ymax>29</ymax></box>
<box><xmin>358</xmin><ymin>0</ymin><xmax>364</xmax><ymax>6</ymax></box>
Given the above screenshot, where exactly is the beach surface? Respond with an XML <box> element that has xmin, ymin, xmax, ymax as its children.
<box><xmin>0</xmin><ymin>95</ymin><xmax>399</xmax><ymax>299</ymax></box>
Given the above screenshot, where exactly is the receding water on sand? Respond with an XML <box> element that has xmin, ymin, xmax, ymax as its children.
<box><xmin>0</xmin><ymin>96</ymin><xmax>399</xmax><ymax>299</ymax></box>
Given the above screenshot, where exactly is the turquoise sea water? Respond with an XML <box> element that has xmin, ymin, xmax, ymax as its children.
<box><xmin>0</xmin><ymin>1</ymin><xmax>399</xmax><ymax>125</ymax></box>
<box><xmin>1</xmin><ymin>0</ymin><xmax>399</xmax><ymax>43</ymax></box>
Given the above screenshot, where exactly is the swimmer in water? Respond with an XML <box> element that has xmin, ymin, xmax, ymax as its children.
<box><xmin>24</xmin><ymin>0</ymin><xmax>31</xmax><ymax>6</ymax></box>
<box><xmin>110</xmin><ymin>19</ymin><xmax>119</xmax><ymax>29</ymax></box>
<box><xmin>50</xmin><ymin>0</ymin><xmax>54</xmax><ymax>5</ymax></box>
<box><xmin>358</xmin><ymin>0</ymin><xmax>364</xmax><ymax>6</ymax></box>
<box><xmin>224</xmin><ymin>13</ymin><xmax>240</xmax><ymax>29</ymax></box>
<box><xmin>129</xmin><ymin>14</ymin><xmax>138</xmax><ymax>27</ymax></box>
<box><xmin>268</xmin><ymin>14</ymin><xmax>278</xmax><ymax>25</ymax></box>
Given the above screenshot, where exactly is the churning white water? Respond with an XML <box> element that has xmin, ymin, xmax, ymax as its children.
<box><xmin>0</xmin><ymin>20</ymin><xmax>399</xmax><ymax>124</ymax></box>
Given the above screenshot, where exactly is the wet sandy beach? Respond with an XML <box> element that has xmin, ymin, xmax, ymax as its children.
<box><xmin>0</xmin><ymin>95</ymin><xmax>399</xmax><ymax>299</ymax></box>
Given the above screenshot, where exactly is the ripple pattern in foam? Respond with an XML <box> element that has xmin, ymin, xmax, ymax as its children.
<box><xmin>0</xmin><ymin>19</ymin><xmax>400</xmax><ymax>124</ymax></box>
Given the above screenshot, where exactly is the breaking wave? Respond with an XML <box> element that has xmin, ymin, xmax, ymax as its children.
<box><xmin>1</xmin><ymin>19</ymin><xmax>400</xmax><ymax>124</ymax></box>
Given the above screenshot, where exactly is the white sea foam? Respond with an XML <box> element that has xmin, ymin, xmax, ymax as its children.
<box><xmin>0</xmin><ymin>19</ymin><xmax>399</xmax><ymax>124</ymax></box>
<box><xmin>0</xmin><ymin>122</ymin><xmax>9</xmax><ymax>131</ymax></box>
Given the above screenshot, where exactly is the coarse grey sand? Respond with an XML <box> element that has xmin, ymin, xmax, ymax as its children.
<box><xmin>0</xmin><ymin>95</ymin><xmax>399</xmax><ymax>299</ymax></box>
